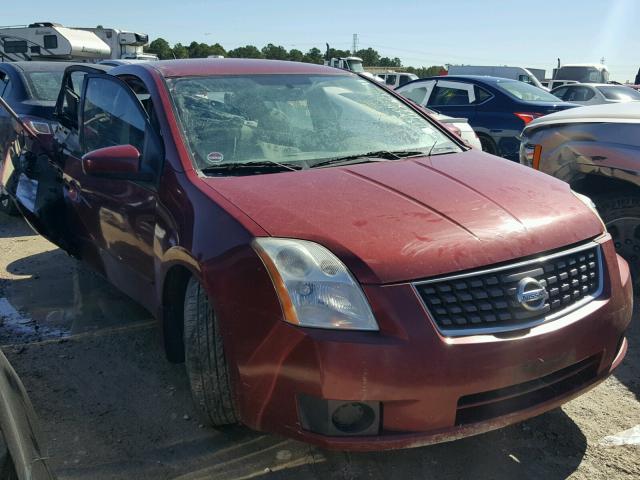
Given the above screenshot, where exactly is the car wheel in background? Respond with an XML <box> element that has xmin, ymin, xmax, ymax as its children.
<box><xmin>596</xmin><ymin>194</ymin><xmax>640</xmax><ymax>287</ymax></box>
<box><xmin>478</xmin><ymin>134</ymin><xmax>497</xmax><ymax>156</ymax></box>
<box><xmin>183</xmin><ymin>276</ymin><xmax>239</xmax><ymax>426</ymax></box>
<box><xmin>0</xmin><ymin>193</ymin><xmax>18</xmax><ymax>216</ymax></box>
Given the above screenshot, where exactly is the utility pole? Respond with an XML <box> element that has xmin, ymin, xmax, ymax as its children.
<box><xmin>352</xmin><ymin>33</ymin><xmax>358</xmax><ymax>55</ymax></box>
<box><xmin>600</xmin><ymin>56</ymin><xmax>605</xmax><ymax>64</ymax></box>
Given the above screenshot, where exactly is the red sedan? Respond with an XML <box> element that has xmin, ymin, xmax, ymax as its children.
<box><xmin>1</xmin><ymin>59</ymin><xmax>632</xmax><ymax>451</ymax></box>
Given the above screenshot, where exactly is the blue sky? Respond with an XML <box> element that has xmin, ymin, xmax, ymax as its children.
<box><xmin>4</xmin><ymin>0</ymin><xmax>640</xmax><ymax>81</ymax></box>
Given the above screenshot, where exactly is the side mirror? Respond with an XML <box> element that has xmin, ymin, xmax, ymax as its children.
<box><xmin>81</xmin><ymin>144</ymin><xmax>140</xmax><ymax>178</ymax></box>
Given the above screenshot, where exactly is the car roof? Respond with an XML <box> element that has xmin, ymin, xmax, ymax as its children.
<box><xmin>139</xmin><ymin>58</ymin><xmax>350</xmax><ymax>78</ymax></box>
<box><xmin>527</xmin><ymin>102</ymin><xmax>640</xmax><ymax>128</ymax></box>
<box><xmin>0</xmin><ymin>61</ymin><xmax>84</xmax><ymax>73</ymax></box>
<box><xmin>414</xmin><ymin>75</ymin><xmax>518</xmax><ymax>84</ymax></box>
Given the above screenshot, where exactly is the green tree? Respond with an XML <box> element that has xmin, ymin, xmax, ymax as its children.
<box><xmin>147</xmin><ymin>37</ymin><xmax>173</xmax><ymax>60</ymax></box>
<box><xmin>172</xmin><ymin>43</ymin><xmax>188</xmax><ymax>59</ymax></box>
<box><xmin>227</xmin><ymin>45</ymin><xmax>263</xmax><ymax>59</ymax></box>
<box><xmin>355</xmin><ymin>47</ymin><xmax>379</xmax><ymax>66</ymax></box>
<box><xmin>288</xmin><ymin>48</ymin><xmax>304</xmax><ymax>62</ymax></box>
<box><xmin>379</xmin><ymin>56</ymin><xmax>402</xmax><ymax>68</ymax></box>
<box><xmin>188</xmin><ymin>41</ymin><xmax>213</xmax><ymax>58</ymax></box>
<box><xmin>209</xmin><ymin>43</ymin><xmax>226</xmax><ymax>57</ymax></box>
<box><xmin>303</xmin><ymin>47</ymin><xmax>323</xmax><ymax>64</ymax></box>
<box><xmin>261</xmin><ymin>43</ymin><xmax>289</xmax><ymax>60</ymax></box>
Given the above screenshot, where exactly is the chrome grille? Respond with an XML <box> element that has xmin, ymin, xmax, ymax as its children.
<box><xmin>413</xmin><ymin>243</ymin><xmax>603</xmax><ymax>336</ymax></box>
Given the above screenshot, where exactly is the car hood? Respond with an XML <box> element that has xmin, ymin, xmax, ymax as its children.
<box><xmin>526</xmin><ymin>101</ymin><xmax>640</xmax><ymax>130</ymax></box>
<box><xmin>202</xmin><ymin>151</ymin><xmax>604</xmax><ymax>284</ymax></box>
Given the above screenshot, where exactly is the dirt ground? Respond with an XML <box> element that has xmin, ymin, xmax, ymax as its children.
<box><xmin>0</xmin><ymin>213</ymin><xmax>638</xmax><ymax>480</ymax></box>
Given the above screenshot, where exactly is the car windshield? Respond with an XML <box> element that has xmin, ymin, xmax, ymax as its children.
<box><xmin>168</xmin><ymin>74</ymin><xmax>459</xmax><ymax>173</ymax></box>
<box><xmin>496</xmin><ymin>79</ymin><xmax>561</xmax><ymax>102</ymax></box>
<box><xmin>24</xmin><ymin>71</ymin><xmax>65</xmax><ymax>101</ymax></box>
<box><xmin>596</xmin><ymin>85</ymin><xmax>640</xmax><ymax>101</ymax></box>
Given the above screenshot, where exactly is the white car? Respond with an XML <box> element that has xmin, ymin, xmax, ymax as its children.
<box><xmin>423</xmin><ymin>107</ymin><xmax>483</xmax><ymax>150</ymax></box>
<box><xmin>550</xmin><ymin>83</ymin><xmax>640</xmax><ymax>105</ymax></box>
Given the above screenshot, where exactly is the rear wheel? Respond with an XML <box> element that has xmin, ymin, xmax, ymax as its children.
<box><xmin>183</xmin><ymin>277</ymin><xmax>239</xmax><ymax>426</ymax></box>
<box><xmin>594</xmin><ymin>194</ymin><xmax>640</xmax><ymax>287</ymax></box>
<box><xmin>478</xmin><ymin>134</ymin><xmax>497</xmax><ymax>156</ymax></box>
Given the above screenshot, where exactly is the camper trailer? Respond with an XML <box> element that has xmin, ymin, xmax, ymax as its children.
<box><xmin>0</xmin><ymin>22</ymin><xmax>110</xmax><ymax>62</ymax></box>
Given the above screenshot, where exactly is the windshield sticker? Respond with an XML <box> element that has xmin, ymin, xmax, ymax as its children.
<box><xmin>207</xmin><ymin>152</ymin><xmax>224</xmax><ymax>163</ymax></box>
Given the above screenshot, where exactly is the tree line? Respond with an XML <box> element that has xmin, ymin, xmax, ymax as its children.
<box><xmin>146</xmin><ymin>39</ymin><xmax>445</xmax><ymax>78</ymax></box>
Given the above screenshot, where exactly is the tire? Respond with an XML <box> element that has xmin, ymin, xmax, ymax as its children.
<box><xmin>478</xmin><ymin>134</ymin><xmax>498</xmax><ymax>156</ymax></box>
<box><xmin>0</xmin><ymin>434</ymin><xmax>18</xmax><ymax>480</ymax></box>
<box><xmin>183</xmin><ymin>276</ymin><xmax>239</xmax><ymax>426</ymax></box>
<box><xmin>594</xmin><ymin>194</ymin><xmax>640</xmax><ymax>287</ymax></box>
<box><xmin>0</xmin><ymin>193</ymin><xmax>18</xmax><ymax>216</ymax></box>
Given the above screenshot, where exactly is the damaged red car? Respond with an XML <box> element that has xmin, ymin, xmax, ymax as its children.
<box><xmin>0</xmin><ymin>59</ymin><xmax>632</xmax><ymax>451</ymax></box>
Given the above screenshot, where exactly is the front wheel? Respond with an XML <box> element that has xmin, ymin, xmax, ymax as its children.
<box><xmin>594</xmin><ymin>194</ymin><xmax>640</xmax><ymax>287</ymax></box>
<box><xmin>183</xmin><ymin>277</ymin><xmax>239</xmax><ymax>426</ymax></box>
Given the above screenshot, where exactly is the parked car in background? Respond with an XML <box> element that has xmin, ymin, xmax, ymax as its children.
<box><xmin>550</xmin><ymin>83</ymin><xmax>640</xmax><ymax>105</ymax></box>
<box><xmin>0</xmin><ymin>61</ymin><xmax>111</xmax><ymax>215</ymax></box>
<box><xmin>396</xmin><ymin>75</ymin><xmax>577</xmax><ymax>160</ymax></box>
<box><xmin>446</xmin><ymin>65</ymin><xmax>547</xmax><ymax>90</ymax></box>
<box><xmin>0</xmin><ymin>59</ymin><xmax>631</xmax><ymax>451</ymax></box>
<box><xmin>0</xmin><ymin>348</ymin><xmax>55</xmax><ymax>479</ymax></box>
<box><xmin>421</xmin><ymin>106</ymin><xmax>482</xmax><ymax>150</ymax></box>
<box><xmin>520</xmin><ymin>102</ymin><xmax>640</xmax><ymax>286</ymax></box>
<box><xmin>377</xmin><ymin>71</ymin><xmax>418</xmax><ymax>88</ymax></box>
<box><xmin>548</xmin><ymin>63</ymin><xmax>609</xmax><ymax>90</ymax></box>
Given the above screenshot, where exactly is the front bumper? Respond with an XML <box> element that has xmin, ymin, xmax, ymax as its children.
<box><xmin>229</xmin><ymin>236</ymin><xmax>632</xmax><ymax>451</ymax></box>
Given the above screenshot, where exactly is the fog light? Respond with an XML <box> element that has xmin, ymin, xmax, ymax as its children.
<box><xmin>298</xmin><ymin>395</ymin><xmax>380</xmax><ymax>436</ymax></box>
<box><xmin>331</xmin><ymin>402</ymin><xmax>375</xmax><ymax>433</ymax></box>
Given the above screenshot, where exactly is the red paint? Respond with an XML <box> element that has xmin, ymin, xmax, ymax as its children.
<box><xmin>25</xmin><ymin>60</ymin><xmax>633</xmax><ymax>450</ymax></box>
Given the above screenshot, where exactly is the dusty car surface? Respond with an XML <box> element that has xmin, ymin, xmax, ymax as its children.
<box><xmin>520</xmin><ymin>102</ymin><xmax>640</xmax><ymax>287</ymax></box>
<box><xmin>0</xmin><ymin>59</ymin><xmax>632</xmax><ymax>451</ymax></box>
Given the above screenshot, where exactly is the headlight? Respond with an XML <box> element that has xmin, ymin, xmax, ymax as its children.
<box><xmin>572</xmin><ymin>190</ymin><xmax>605</xmax><ymax>229</ymax></box>
<box><xmin>253</xmin><ymin>238</ymin><xmax>378</xmax><ymax>331</ymax></box>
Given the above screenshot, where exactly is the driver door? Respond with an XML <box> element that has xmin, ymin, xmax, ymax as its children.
<box><xmin>59</xmin><ymin>73</ymin><xmax>163</xmax><ymax>311</ymax></box>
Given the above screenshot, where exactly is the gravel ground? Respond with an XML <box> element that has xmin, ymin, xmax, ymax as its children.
<box><xmin>0</xmin><ymin>214</ymin><xmax>638</xmax><ymax>479</ymax></box>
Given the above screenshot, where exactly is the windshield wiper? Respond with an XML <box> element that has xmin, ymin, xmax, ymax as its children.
<box><xmin>201</xmin><ymin>161</ymin><xmax>303</xmax><ymax>176</ymax></box>
<box><xmin>309</xmin><ymin>150</ymin><xmax>427</xmax><ymax>169</ymax></box>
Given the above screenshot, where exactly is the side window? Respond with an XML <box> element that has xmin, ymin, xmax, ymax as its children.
<box><xmin>582</xmin><ymin>88</ymin><xmax>595</xmax><ymax>100</ymax></box>
<box><xmin>429</xmin><ymin>81</ymin><xmax>475</xmax><ymax>106</ymax></box>
<box><xmin>552</xmin><ymin>87</ymin><xmax>568</xmax><ymax>99</ymax></box>
<box><xmin>398</xmin><ymin>75</ymin><xmax>411</xmax><ymax>86</ymax></box>
<box><xmin>43</xmin><ymin>35</ymin><xmax>58</xmax><ymax>49</ymax></box>
<box><xmin>82</xmin><ymin>77</ymin><xmax>146</xmax><ymax>155</ymax></box>
<box><xmin>385</xmin><ymin>75</ymin><xmax>397</xmax><ymax>86</ymax></box>
<box><xmin>474</xmin><ymin>86</ymin><xmax>492</xmax><ymax>104</ymax></box>
<box><xmin>401</xmin><ymin>86</ymin><xmax>429</xmax><ymax>104</ymax></box>
<box><xmin>1</xmin><ymin>78</ymin><xmax>12</xmax><ymax>99</ymax></box>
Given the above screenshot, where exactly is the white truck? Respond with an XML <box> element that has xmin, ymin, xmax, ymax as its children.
<box><xmin>447</xmin><ymin>65</ymin><xmax>548</xmax><ymax>90</ymax></box>
<box><xmin>548</xmin><ymin>64</ymin><xmax>610</xmax><ymax>90</ymax></box>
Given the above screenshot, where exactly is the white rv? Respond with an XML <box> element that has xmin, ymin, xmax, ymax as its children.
<box><xmin>447</xmin><ymin>65</ymin><xmax>547</xmax><ymax>90</ymax></box>
<box><xmin>0</xmin><ymin>22</ymin><xmax>110</xmax><ymax>62</ymax></box>
<box><xmin>78</xmin><ymin>27</ymin><xmax>157</xmax><ymax>61</ymax></box>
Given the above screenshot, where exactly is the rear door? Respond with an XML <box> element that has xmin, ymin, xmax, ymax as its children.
<box><xmin>426</xmin><ymin>80</ymin><xmax>479</xmax><ymax>121</ymax></box>
<box><xmin>61</xmin><ymin>73</ymin><xmax>163</xmax><ymax>309</ymax></box>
